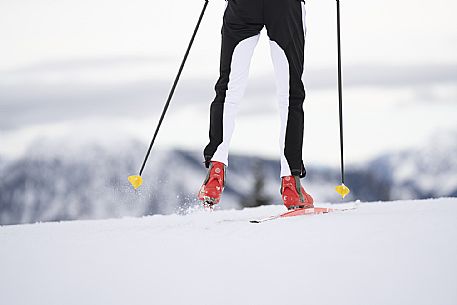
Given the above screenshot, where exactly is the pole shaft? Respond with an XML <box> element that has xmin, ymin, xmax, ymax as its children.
<box><xmin>139</xmin><ymin>0</ymin><xmax>209</xmax><ymax>176</ymax></box>
<box><xmin>336</xmin><ymin>0</ymin><xmax>345</xmax><ymax>184</ymax></box>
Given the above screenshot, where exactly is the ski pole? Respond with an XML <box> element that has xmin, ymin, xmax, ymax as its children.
<box><xmin>334</xmin><ymin>0</ymin><xmax>350</xmax><ymax>199</ymax></box>
<box><xmin>128</xmin><ymin>0</ymin><xmax>209</xmax><ymax>189</ymax></box>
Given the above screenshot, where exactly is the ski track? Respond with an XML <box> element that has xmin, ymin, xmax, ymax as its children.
<box><xmin>1</xmin><ymin>199</ymin><xmax>457</xmax><ymax>305</ymax></box>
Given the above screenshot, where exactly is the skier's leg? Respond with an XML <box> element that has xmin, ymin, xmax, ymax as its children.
<box><xmin>203</xmin><ymin>1</ymin><xmax>263</xmax><ymax>167</ymax></box>
<box><xmin>267</xmin><ymin>0</ymin><xmax>312</xmax><ymax>208</ymax></box>
<box><xmin>266</xmin><ymin>0</ymin><xmax>307</xmax><ymax>177</ymax></box>
<box><xmin>200</xmin><ymin>1</ymin><xmax>263</xmax><ymax>205</ymax></box>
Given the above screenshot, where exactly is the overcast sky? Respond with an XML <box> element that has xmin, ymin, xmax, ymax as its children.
<box><xmin>0</xmin><ymin>0</ymin><xmax>456</xmax><ymax>74</ymax></box>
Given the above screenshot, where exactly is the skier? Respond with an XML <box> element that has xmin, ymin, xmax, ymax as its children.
<box><xmin>198</xmin><ymin>0</ymin><xmax>314</xmax><ymax>209</ymax></box>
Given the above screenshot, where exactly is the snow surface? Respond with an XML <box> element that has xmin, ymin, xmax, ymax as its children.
<box><xmin>1</xmin><ymin>198</ymin><xmax>456</xmax><ymax>305</ymax></box>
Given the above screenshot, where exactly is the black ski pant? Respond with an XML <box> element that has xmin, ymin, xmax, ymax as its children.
<box><xmin>204</xmin><ymin>0</ymin><xmax>307</xmax><ymax>177</ymax></box>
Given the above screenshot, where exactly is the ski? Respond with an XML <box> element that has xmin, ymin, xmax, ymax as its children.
<box><xmin>250</xmin><ymin>206</ymin><xmax>354</xmax><ymax>223</ymax></box>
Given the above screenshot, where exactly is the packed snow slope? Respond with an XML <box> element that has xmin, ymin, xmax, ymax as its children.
<box><xmin>1</xmin><ymin>198</ymin><xmax>456</xmax><ymax>305</ymax></box>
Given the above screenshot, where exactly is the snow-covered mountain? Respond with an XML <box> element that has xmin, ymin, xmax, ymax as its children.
<box><xmin>366</xmin><ymin>130</ymin><xmax>457</xmax><ymax>199</ymax></box>
<box><xmin>1</xmin><ymin>199</ymin><xmax>456</xmax><ymax>305</ymax></box>
<box><xmin>0</xmin><ymin>140</ymin><xmax>300</xmax><ymax>225</ymax></box>
<box><xmin>1</xmin><ymin>131</ymin><xmax>456</xmax><ymax>225</ymax></box>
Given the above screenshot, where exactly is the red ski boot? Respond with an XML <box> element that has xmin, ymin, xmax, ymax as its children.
<box><xmin>198</xmin><ymin>161</ymin><xmax>225</xmax><ymax>206</ymax></box>
<box><xmin>281</xmin><ymin>175</ymin><xmax>314</xmax><ymax>210</ymax></box>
